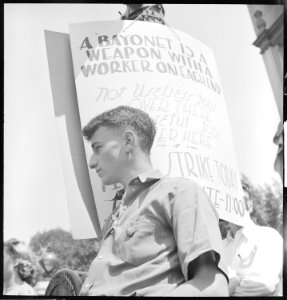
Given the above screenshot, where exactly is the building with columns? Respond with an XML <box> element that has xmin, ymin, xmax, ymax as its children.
<box><xmin>247</xmin><ymin>4</ymin><xmax>284</xmax><ymax>181</ymax></box>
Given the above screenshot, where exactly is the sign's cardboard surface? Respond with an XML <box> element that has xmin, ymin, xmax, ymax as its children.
<box><xmin>68</xmin><ymin>20</ymin><xmax>249</xmax><ymax>229</ymax></box>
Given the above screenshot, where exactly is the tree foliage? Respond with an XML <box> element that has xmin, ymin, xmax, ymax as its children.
<box><xmin>219</xmin><ymin>175</ymin><xmax>283</xmax><ymax>238</ymax></box>
<box><xmin>240</xmin><ymin>175</ymin><xmax>282</xmax><ymax>235</ymax></box>
<box><xmin>29</xmin><ymin>228</ymin><xmax>99</xmax><ymax>281</ymax></box>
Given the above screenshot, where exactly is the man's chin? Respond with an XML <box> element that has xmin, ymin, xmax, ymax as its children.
<box><xmin>101</xmin><ymin>178</ymin><xmax>116</xmax><ymax>186</ymax></box>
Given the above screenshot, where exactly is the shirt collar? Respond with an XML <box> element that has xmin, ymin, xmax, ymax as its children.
<box><xmin>107</xmin><ymin>169</ymin><xmax>163</xmax><ymax>202</ymax></box>
<box><xmin>137</xmin><ymin>169</ymin><xmax>164</xmax><ymax>183</ymax></box>
<box><xmin>240</xmin><ymin>216</ymin><xmax>256</xmax><ymax>238</ymax></box>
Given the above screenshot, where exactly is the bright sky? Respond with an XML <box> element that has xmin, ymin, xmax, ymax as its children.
<box><xmin>4</xmin><ymin>4</ymin><xmax>281</xmax><ymax>244</ymax></box>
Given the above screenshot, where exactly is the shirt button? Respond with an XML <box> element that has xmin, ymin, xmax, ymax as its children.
<box><xmin>126</xmin><ymin>226</ymin><xmax>135</xmax><ymax>237</ymax></box>
<box><xmin>84</xmin><ymin>283</ymin><xmax>90</xmax><ymax>289</ymax></box>
<box><xmin>123</xmin><ymin>206</ymin><xmax>127</xmax><ymax>210</ymax></box>
<box><xmin>97</xmin><ymin>255</ymin><xmax>104</xmax><ymax>259</ymax></box>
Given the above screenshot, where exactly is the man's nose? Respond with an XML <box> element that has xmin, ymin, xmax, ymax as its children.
<box><xmin>89</xmin><ymin>153</ymin><xmax>98</xmax><ymax>169</ymax></box>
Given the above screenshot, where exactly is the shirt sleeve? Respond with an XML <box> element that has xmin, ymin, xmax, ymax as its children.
<box><xmin>232</xmin><ymin>228</ymin><xmax>283</xmax><ymax>296</ymax></box>
<box><xmin>164</xmin><ymin>178</ymin><xmax>228</xmax><ymax>281</ymax></box>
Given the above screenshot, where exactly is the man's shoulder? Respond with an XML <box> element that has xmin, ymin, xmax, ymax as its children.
<box><xmin>161</xmin><ymin>177</ymin><xmax>207</xmax><ymax>196</ymax></box>
<box><xmin>246</xmin><ymin>223</ymin><xmax>283</xmax><ymax>247</ymax></box>
<box><xmin>160</xmin><ymin>176</ymin><xmax>201</xmax><ymax>188</ymax></box>
<box><xmin>155</xmin><ymin>177</ymin><xmax>207</xmax><ymax>200</ymax></box>
<box><xmin>255</xmin><ymin>224</ymin><xmax>282</xmax><ymax>240</ymax></box>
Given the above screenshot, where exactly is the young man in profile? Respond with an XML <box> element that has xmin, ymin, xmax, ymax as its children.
<box><xmin>79</xmin><ymin>105</ymin><xmax>229</xmax><ymax>296</ymax></box>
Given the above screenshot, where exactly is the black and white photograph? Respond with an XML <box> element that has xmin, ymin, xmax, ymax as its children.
<box><xmin>3</xmin><ymin>3</ymin><xmax>284</xmax><ymax>296</ymax></box>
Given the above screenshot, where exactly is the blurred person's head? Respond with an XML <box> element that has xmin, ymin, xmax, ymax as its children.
<box><xmin>219</xmin><ymin>183</ymin><xmax>251</xmax><ymax>239</ymax></box>
<box><xmin>4</xmin><ymin>238</ymin><xmax>35</xmax><ymax>285</ymax></box>
<box><xmin>82</xmin><ymin>105</ymin><xmax>156</xmax><ymax>187</ymax></box>
<box><xmin>242</xmin><ymin>182</ymin><xmax>253</xmax><ymax>213</ymax></box>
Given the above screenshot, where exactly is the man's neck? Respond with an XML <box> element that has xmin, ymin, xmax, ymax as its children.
<box><xmin>121</xmin><ymin>156</ymin><xmax>153</xmax><ymax>189</ymax></box>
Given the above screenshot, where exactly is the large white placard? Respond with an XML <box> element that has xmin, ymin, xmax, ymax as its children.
<box><xmin>69</xmin><ymin>20</ymin><xmax>249</xmax><ymax>227</ymax></box>
<box><xmin>45</xmin><ymin>30</ymin><xmax>102</xmax><ymax>239</ymax></box>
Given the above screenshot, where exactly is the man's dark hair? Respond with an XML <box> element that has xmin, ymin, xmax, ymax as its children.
<box><xmin>242</xmin><ymin>182</ymin><xmax>250</xmax><ymax>194</ymax></box>
<box><xmin>82</xmin><ymin>105</ymin><xmax>156</xmax><ymax>153</ymax></box>
<box><xmin>241</xmin><ymin>181</ymin><xmax>253</xmax><ymax>211</ymax></box>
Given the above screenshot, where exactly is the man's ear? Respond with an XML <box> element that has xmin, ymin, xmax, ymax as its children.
<box><xmin>123</xmin><ymin>130</ymin><xmax>136</xmax><ymax>152</ymax></box>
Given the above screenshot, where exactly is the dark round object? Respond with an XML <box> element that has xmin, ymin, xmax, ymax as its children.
<box><xmin>45</xmin><ymin>269</ymin><xmax>86</xmax><ymax>296</ymax></box>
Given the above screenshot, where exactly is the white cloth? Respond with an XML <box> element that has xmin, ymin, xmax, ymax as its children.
<box><xmin>4</xmin><ymin>281</ymin><xmax>38</xmax><ymax>295</ymax></box>
<box><xmin>223</xmin><ymin>217</ymin><xmax>283</xmax><ymax>296</ymax></box>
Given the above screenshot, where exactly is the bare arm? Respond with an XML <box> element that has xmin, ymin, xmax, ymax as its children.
<box><xmin>232</xmin><ymin>230</ymin><xmax>283</xmax><ymax>296</ymax></box>
<box><xmin>167</xmin><ymin>251</ymin><xmax>229</xmax><ymax>297</ymax></box>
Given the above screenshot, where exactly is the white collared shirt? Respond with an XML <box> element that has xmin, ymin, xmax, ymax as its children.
<box><xmin>80</xmin><ymin>171</ymin><xmax>228</xmax><ymax>296</ymax></box>
<box><xmin>223</xmin><ymin>216</ymin><xmax>283</xmax><ymax>296</ymax></box>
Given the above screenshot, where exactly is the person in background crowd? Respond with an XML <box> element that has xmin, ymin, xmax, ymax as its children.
<box><xmin>79</xmin><ymin>105</ymin><xmax>229</xmax><ymax>296</ymax></box>
<box><xmin>3</xmin><ymin>238</ymin><xmax>38</xmax><ymax>295</ymax></box>
<box><xmin>219</xmin><ymin>183</ymin><xmax>283</xmax><ymax>296</ymax></box>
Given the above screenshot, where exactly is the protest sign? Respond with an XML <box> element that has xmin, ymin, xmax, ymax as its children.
<box><xmin>45</xmin><ymin>30</ymin><xmax>102</xmax><ymax>239</ymax></box>
<box><xmin>68</xmin><ymin>20</ymin><xmax>249</xmax><ymax>228</ymax></box>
